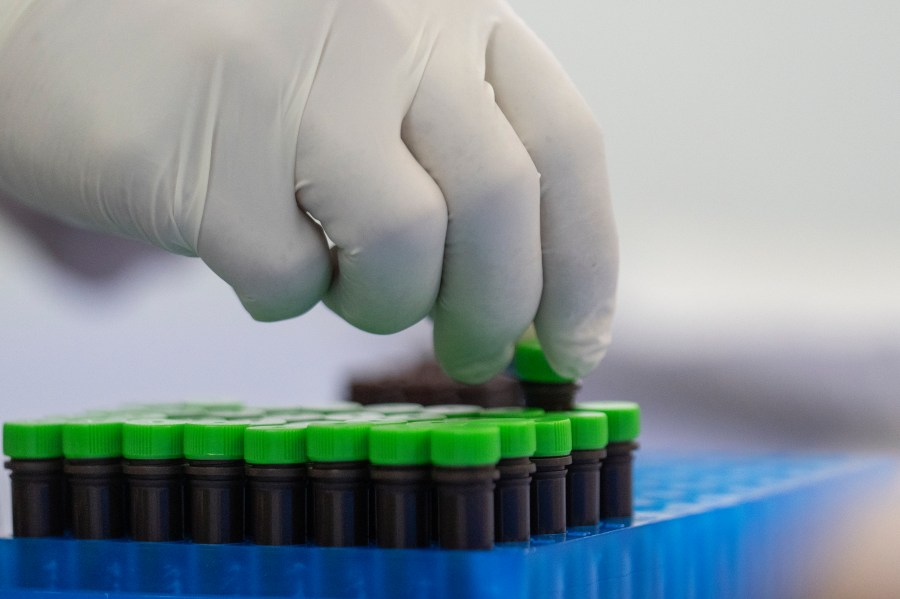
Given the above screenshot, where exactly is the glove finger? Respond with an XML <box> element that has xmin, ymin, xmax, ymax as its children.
<box><xmin>197</xmin><ymin>93</ymin><xmax>332</xmax><ymax>322</ymax></box>
<box><xmin>403</xmin><ymin>41</ymin><xmax>543</xmax><ymax>384</ymax></box>
<box><xmin>294</xmin><ymin>41</ymin><xmax>447</xmax><ymax>334</ymax></box>
<box><xmin>486</xmin><ymin>13</ymin><xmax>618</xmax><ymax>379</ymax></box>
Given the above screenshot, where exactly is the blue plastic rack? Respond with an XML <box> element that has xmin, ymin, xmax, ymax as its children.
<box><xmin>0</xmin><ymin>453</ymin><xmax>891</xmax><ymax>599</ymax></box>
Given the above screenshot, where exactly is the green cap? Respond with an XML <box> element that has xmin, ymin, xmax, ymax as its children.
<box><xmin>564</xmin><ymin>412</ymin><xmax>608</xmax><ymax>450</ymax></box>
<box><xmin>369</xmin><ymin>424</ymin><xmax>433</xmax><ymax>466</ymax></box>
<box><xmin>422</xmin><ymin>405</ymin><xmax>484</xmax><ymax>418</ymax></box>
<box><xmin>205</xmin><ymin>407</ymin><xmax>268</xmax><ymax>420</ymax></box>
<box><xmin>430</xmin><ymin>423</ymin><xmax>500</xmax><ymax>467</ymax></box>
<box><xmin>367</xmin><ymin>403</ymin><xmax>425</xmax><ymax>415</ymax></box>
<box><xmin>480</xmin><ymin>407</ymin><xmax>546</xmax><ymax>419</ymax></box>
<box><xmin>183</xmin><ymin>421</ymin><xmax>252</xmax><ymax>460</ymax></box>
<box><xmin>122</xmin><ymin>419</ymin><xmax>184</xmax><ymax>460</ymax></box>
<box><xmin>476</xmin><ymin>418</ymin><xmax>536</xmax><ymax>459</ymax></box>
<box><xmin>532</xmin><ymin>416</ymin><xmax>572</xmax><ymax>457</ymax></box>
<box><xmin>574</xmin><ymin>402</ymin><xmax>640</xmax><ymax>442</ymax></box>
<box><xmin>513</xmin><ymin>338</ymin><xmax>575</xmax><ymax>384</ymax></box>
<box><xmin>3</xmin><ymin>421</ymin><xmax>64</xmax><ymax>459</ymax></box>
<box><xmin>306</xmin><ymin>422</ymin><xmax>371</xmax><ymax>462</ymax></box>
<box><xmin>303</xmin><ymin>403</ymin><xmax>364</xmax><ymax>415</ymax></box>
<box><xmin>244</xmin><ymin>424</ymin><xmax>307</xmax><ymax>464</ymax></box>
<box><xmin>62</xmin><ymin>420</ymin><xmax>123</xmax><ymax>459</ymax></box>
<box><xmin>323</xmin><ymin>411</ymin><xmax>386</xmax><ymax>423</ymax></box>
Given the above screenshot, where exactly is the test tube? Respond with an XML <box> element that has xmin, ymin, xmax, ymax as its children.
<box><xmin>3</xmin><ymin>421</ymin><xmax>66</xmax><ymax>537</ymax></box>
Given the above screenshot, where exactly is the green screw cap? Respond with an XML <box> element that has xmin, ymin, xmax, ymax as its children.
<box><xmin>62</xmin><ymin>420</ymin><xmax>123</xmax><ymax>459</ymax></box>
<box><xmin>306</xmin><ymin>422</ymin><xmax>371</xmax><ymax>462</ymax></box>
<box><xmin>477</xmin><ymin>418</ymin><xmax>536</xmax><ymax>459</ymax></box>
<box><xmin>532</xmin><ymin>416</ymin><xmax>572</xmax><ymax>457</ymax></box>
<box><xmin>574</xmin><ymin>401</ymin><xmax>640</xmax><ymax>442</ymax></box>
<box><xmin>564</xmin><ymin>412</ymin><xmax>608</xmax><ymax>450</ymax></box>
<box><xmin>3</xmin><ymin>421</ymin><xmax>64</xmax><ymax>459</ymax></box>
<box><xmin>480</xmin><ymin>407</ymin><xmax>546</xmax><ymax>419</ymax></box>
<box><xmin>183</xmin><ymin>421</ymin><xmax>252</xmax><ymax>460</ymax></box>
<box><xmin>513</xmin><ymin>338</ymin><xmax>575</xmax><ymax>384</ymax></box>
<box><xmin>244</xmin><ymin>424</ymin><xmax>307</xmax><ymax>465</ymax></box>
<box><xmin>422</xmin><ymin>405</ymin><xmax>484</xmax><ymax>418</ymax></box>
<box><xmin>369</xmin><ymin>423</ymin><xmax>433</xmax><ymax>466</ymax></box>
<box><xmin>367</xmin><ymin>403</ymin><xmax>425</xmax><ymax>415</ymax></box>
<box><xmin>430</xmin><ymin>422</ymin><xmax>500</xmax><ymax>467</ymax></box>
<box><xmin>122</xmin><ymin>419</ymin><xmax>184</xmax><ymax>460</ymax></box>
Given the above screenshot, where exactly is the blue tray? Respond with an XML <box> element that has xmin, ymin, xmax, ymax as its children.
<box><xmin>0</xmin><ymin>454</ymin><xmax>890</xmax><ymax>598</ymax></box>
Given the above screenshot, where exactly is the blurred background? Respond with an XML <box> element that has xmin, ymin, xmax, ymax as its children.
<box><xmin>1</xmin><ymin>0</ymin><xmax>898</xmax><ymax>534</ymax></box>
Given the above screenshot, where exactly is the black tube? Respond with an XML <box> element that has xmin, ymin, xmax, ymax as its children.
<box><xmin>5</xmin><ymin>458</ymin><xmax>65</xmax><ymax>537</ymax></box>
<box><xmin>520</xmin><ymin>382</ymin><xmax>580</xmax><ymax>412</ymax></box>
<box><xmin>600</xmin><ymin>441</ymin><xmax>637</xmax><ymax>519</ymax></box>
<box><xmin>530</xmin><ymin>454</ymin><xmax>572</xmax><ymax>535</ymax></box>
<box><xmin>371</xmin><ymin>465</ymin><xmax>431</xmax><ymax>548</ymax></box>
<box><xmin>494</xmin><ymin>457</ymin><xmax>535</xmax><ymax>543</ymax></box>
<box><xmin>433</xmin><ymin>465</ymin><xmax>497</xmax><ymax>550</ymax></box>
<box><xmin>566</xmin><ymin>449</ymin><xmax>605</xmax><ymax>527</ymax></box>
<box><xmin>184</xmin><ymin>460</ymin><xmax>244</xmax><ymax>544</ymax></box>
<box><xmin>245</xmin><ymin>464</ymin><xmax>307</xmax><ymax>545</ymax></box>
<box><xmin>65</xmin><ymin>458</ymin><xmax>126</xmax><ymax>539</ymax></box>
<box><xmin>308</xmin><ymin>461</ymin><xmax>368</xmax><ymax>546</ymax></box>
<box><xmin>123</xmin><ymin>459</ymin><xmax>184</xmax><ymax>542</ymax></box>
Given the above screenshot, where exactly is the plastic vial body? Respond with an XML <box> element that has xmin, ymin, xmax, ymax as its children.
<box><xmin>371</xmin><ymin>465</ymin><xmax>432</xmax><ymax>548</ymax></box>
<box><xmin>245</xmin><ymin>464</ymin><xmax>307</xmax><ymax>545</ymax></box>
<box><xmin>308</xmin><ymin>461</ymin><xmax>369</xmax><ymax>547</ymax></box>
<box><xmin>65</xmin><ymin>458</ymin><xmax>127</xmax><ymax>539</ymax></box>
<box><xmin>185</xmin><ymin>460</ymin><xmax>245</xmax><ymax>544</ymax></box>
<box><xmin>433</xmin><ymin>465</ymin><xmax>498</xmax><ymax>550</ymax></box>
<box><xmin>601</xmin><ymin>441</ymin><xmax>638</xmax><ymax>519</ymax></box>
<box><xmin>124</xmin><ymin>459</ymin><xmax>184</xmax><ymax>542</ymax></box>
<box><xmin>494</xmin><ymin>457</ymin><xmax>535</xmax><ymax>543</ymax></box>
<box><xmin>530</xmin><ymin>454</ymin><xmax>572</xmax><ymax>535</ymax></box>
<box><xmin>567</xmin><ymin>448</ymin><xmax>605</xmax><ymax>527</ymax></box>
<box><xmin>5</xmin><ymin>458</ymin><xmax>65</xmax><ymax>537</ymax></box>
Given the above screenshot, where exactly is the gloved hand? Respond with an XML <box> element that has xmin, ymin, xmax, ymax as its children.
<box><xmin>0</xmin><ymin>0</ymin><xmax>617</xmax><ymax>383</ymax></box>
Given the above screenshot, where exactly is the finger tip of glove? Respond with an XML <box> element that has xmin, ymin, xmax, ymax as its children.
<box><xmin>539</xmin><ymin>329</ymin><xmax>612</xmax><ymax>380</ymax></box>
<box><xmin>435</xmin><ymin>343</ymin><xmax>515</xmax><ymax>385</ymax></box>
<box><xmin>239</xmin><ymin>293</ymin><xmax>318</xmax><ymax>323</ymax></box>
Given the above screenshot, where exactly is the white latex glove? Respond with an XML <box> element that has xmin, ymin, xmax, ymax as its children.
<box><xmin>0</xmin><ymin>0</ymin><xmax>617</xmax><ymax>383</ymax></box>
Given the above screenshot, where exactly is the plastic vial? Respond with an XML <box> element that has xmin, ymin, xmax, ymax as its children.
<box><xmin>563</xmin><ymin>412</ymin><xmax>608</xmax><ymax>527</ymax></box>
<box><xmin>369</xmin><ymin>423</ymin><xmax>433</xmax><ymax>548</ymax></box>
<box><xmin>431</xmin><ymin>422</ymin><xmax>501</xmax><ymax>550</ymax></box>
<box><xmin>62</xmin><ymin>420</ymin><xmax>127</xmax><ymax>539</ymax></box>
<box><xmin>122</xmin><ymin>419</ymin><xmax>185</xmax><ymax>542</ymax></box>
<box><xmin>3</xmin><ymin>421</ymin><xmax>66</xmax><ymax>537</ymax></box>
<box><xmin>530</xmin><ymin>416</ymin><xmax>573</xmax><ymax>535</ymax></box>
<box><xmin>477</xmin><ymin>418</ymin><xmax>537</xmax><ymax>543</ymax></box>
<box><xmin>183</xmin><ymin>420</ymin><xmax>252</xmax><ymax>544</ymax></box>
<box><xmin>575</xmin><ymin>401</ymin><xmax>640</xmax><ymax>518</ymax></box>
<box><xmin>306</xmin><ymin>422</ymin><xmax>372</xmax><ymax>547</ymax></box>
<box><xmin>244</xmin><ymin>424</ymin><xmax>308</xmax><ymax>545</ymax></box>
<box><xmin>513</xmin><ymin>338</ymin><xmax>580</xmax><ymax>412</ymax></box>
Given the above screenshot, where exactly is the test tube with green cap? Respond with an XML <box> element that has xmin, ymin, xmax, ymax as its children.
<box><xmin>563</xmin><ymin>411</ymin><xmax>608</xmax><ymax>527</ymax></box>
<box><xmin>422</xmin><ymin>404</ymin><xmax>484</xmax><ymax>418</ymax></box>
<box><xmin>575</xmin><ymin>401</ymin><xmax>640</xmax><ymax>518</ymax></box>
<box><xmin>477</xmin><ymin>418</ymin><xmax>537</xmax><ymax>543</ymax></box>
<box><xmin>306</xmin><ymin>421</ymin><xmax>371</xmax><ymax>546</ymax></box>
<box><xmin>244</xmin><ymin>424</ymin><xmax>308</xmax><ymax>545</ymax></box>
<box><xmin>530</xmin><ymin>415</ymin><xmax>573</xmax><ymax>535</ymax></box>
<box><xmin>183</xmin><ymin>420</ymin><xmax>253</xmax><ymax>543</ymax></box>
<box><xmin>369</xmin><ymin>423</ymin><xmax>433</xmax><ymax>548</ymax></box>
<box><xmin>122</xmin><ymin>419</ymin><xmax>185</xmax><ymax>542</ymax></box>
<box><xmin>62</xmin><ymin>419</ymin><xmax>127</xmax><ymax>539</ymax></box>
<box><xmin>480</xmin><ymin>407</ymin><xmax>546</xmax><ymax>419</ymax></box>
<box><xmin>3</xmin><ymin>421</ymin><xmax>66</xmax><ymax>537</ymax></box>
<box><xmin>430</xmin><ymin>422</ymin><xmax>501</xmax><ymax>550</ymax></box>
<box><xmin>513</xmin><ymin>338</ymin><xmax>580</xmax><ymax>411</ymax></box>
